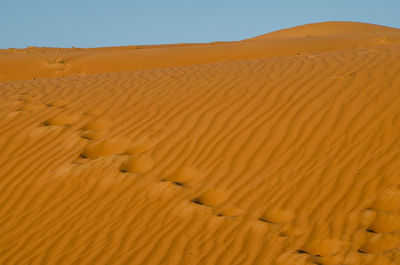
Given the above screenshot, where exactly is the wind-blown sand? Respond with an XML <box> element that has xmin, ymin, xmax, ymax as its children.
<box><xmin>0</xmin><ymin>21</ymin><xmax>400</xmax><ymax>264</ymax></box>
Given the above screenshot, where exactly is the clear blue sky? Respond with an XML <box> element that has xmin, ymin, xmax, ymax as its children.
<box><xmin>1</xmin><ymin>0</ymin><xmax>399</xmax><ymax>48</ymax></box>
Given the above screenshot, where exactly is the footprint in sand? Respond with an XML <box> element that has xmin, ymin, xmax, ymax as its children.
<box><xmin>162</xmin><ymin>166</ymin><xmax>201</xmax><ymax>187</ymax></box>
<box><xmin>41</xmin><ymin>112</ymin><xmax>82</xmax><ymax>127</ymax></box>
<box><xmin>359</xmin><ymin>232</ymin><xmax>400</xmax><ymax>254</ymax></box>
<box><xmin>258</xmin><ymin>208</ymin><xmax>295</xmax><ymax>224</ymax></box>
<box><xmin>191</xmin><ymin>188</ymin><xmax>230</xmax><ymax>208</ymax></box>
<box><xmin>215</xmin><ymin>205</ymin><xmax>246</xmax><ymax>218</ymax></box>
<box><xmin>357</xmin><ymin>186</ymin><xmax>400</xmax><ymax>254</ymax></box>
<box><xmin>79</xmin><ymin>118</ymin><xmax>113</xmax><ymax>140</ymax></box>
<box><xmin>80</xmin><ymin>137</ymin><xmax>130</xmax><ymax>159</ymax></box>
<box><xmin>368</xmin><ymin>211</ymin><xmax>400</xmax><ymax>233</ymax></box>
<box><xmin>119</xmin><ymin>154</ymin><xmax>155</xmax><ymax>174</ymax></box>
<box><xmin>292</xmin><ymin>238</ymin><xmax>344</xmax><ymax>265</ymax></box>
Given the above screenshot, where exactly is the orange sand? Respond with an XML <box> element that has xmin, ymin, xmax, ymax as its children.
<box><xmin>0</xmin><ymin>21</ymin><xmax>400</xmax><ymax>264</ymax></box>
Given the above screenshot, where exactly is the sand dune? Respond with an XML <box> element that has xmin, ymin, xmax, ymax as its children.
<box><xmin>1</xmin><ymin>21</ymin><xmax>400</xmax><ymax>82</ymax></box>
<box><xmin>248</xmin><ymin>21</ymin><xmax>400</xmax><ymax>39</ymax></box>
<box><xmin>1</xmin><ymin>22</ymin><xmax>400</xmax><ymax>264</ymax></box>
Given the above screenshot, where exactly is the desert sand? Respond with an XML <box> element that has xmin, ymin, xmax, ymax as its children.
<box><xmin>0</xmin><ymin>21</ymin><xmax>400</xmax><ymax>264</ymax></box>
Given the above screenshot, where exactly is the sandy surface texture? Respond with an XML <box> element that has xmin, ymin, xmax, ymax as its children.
<box><xmin>1</xmin><ymin>22</ymin><xmax>400</xmax><ymax>264</ymax></box>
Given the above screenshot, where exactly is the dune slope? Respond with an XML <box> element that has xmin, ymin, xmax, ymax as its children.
<box><xmin>1</xmin><ymin>22</ymin><xmax>400</xmax><ymax>265</ymax></box>
<box><xmin>248</xmin><ymin>21</ymin><xmax>400</xmax><ymax>39</ymax></box>
<box><xmin>1</xmin><ymin>22</ymin><xmax>400</xmax><ymax>82</ymax></box>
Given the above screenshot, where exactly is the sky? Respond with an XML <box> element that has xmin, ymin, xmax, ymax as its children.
<box><xmin>1</xmin><ymin>0</ymin><xmax>399</xmax><ymax>49</ymax></box>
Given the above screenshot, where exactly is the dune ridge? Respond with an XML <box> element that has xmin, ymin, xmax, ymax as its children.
<box><xmin>1</xmin><ymin>22</ymin><xmax>400</xmax><ymax>264</ymax></box>
<box><xmin>248</xmin><ymin>21</ymin><xmax>400</xmax><ymax>39</ymax></box>
<box><xmin>1</xmin><ymin>22</ymin><xmax>400</xmax><ymax>82</ymax></box>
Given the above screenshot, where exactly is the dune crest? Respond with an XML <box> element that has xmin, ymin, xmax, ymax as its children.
<box><xmin>247</xmin><ymin>21</ymin><xmax>400</xmax><ymax>39</ymax></box>
<box><xmin>1</xmin><ymin>22</ymin><xmax>400</xmax><ymax>264</ymax></box>
<box><xmin>1</xmin><ymin>22</ymin><xmax>399</xmax><ymax>82</ymax></box>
